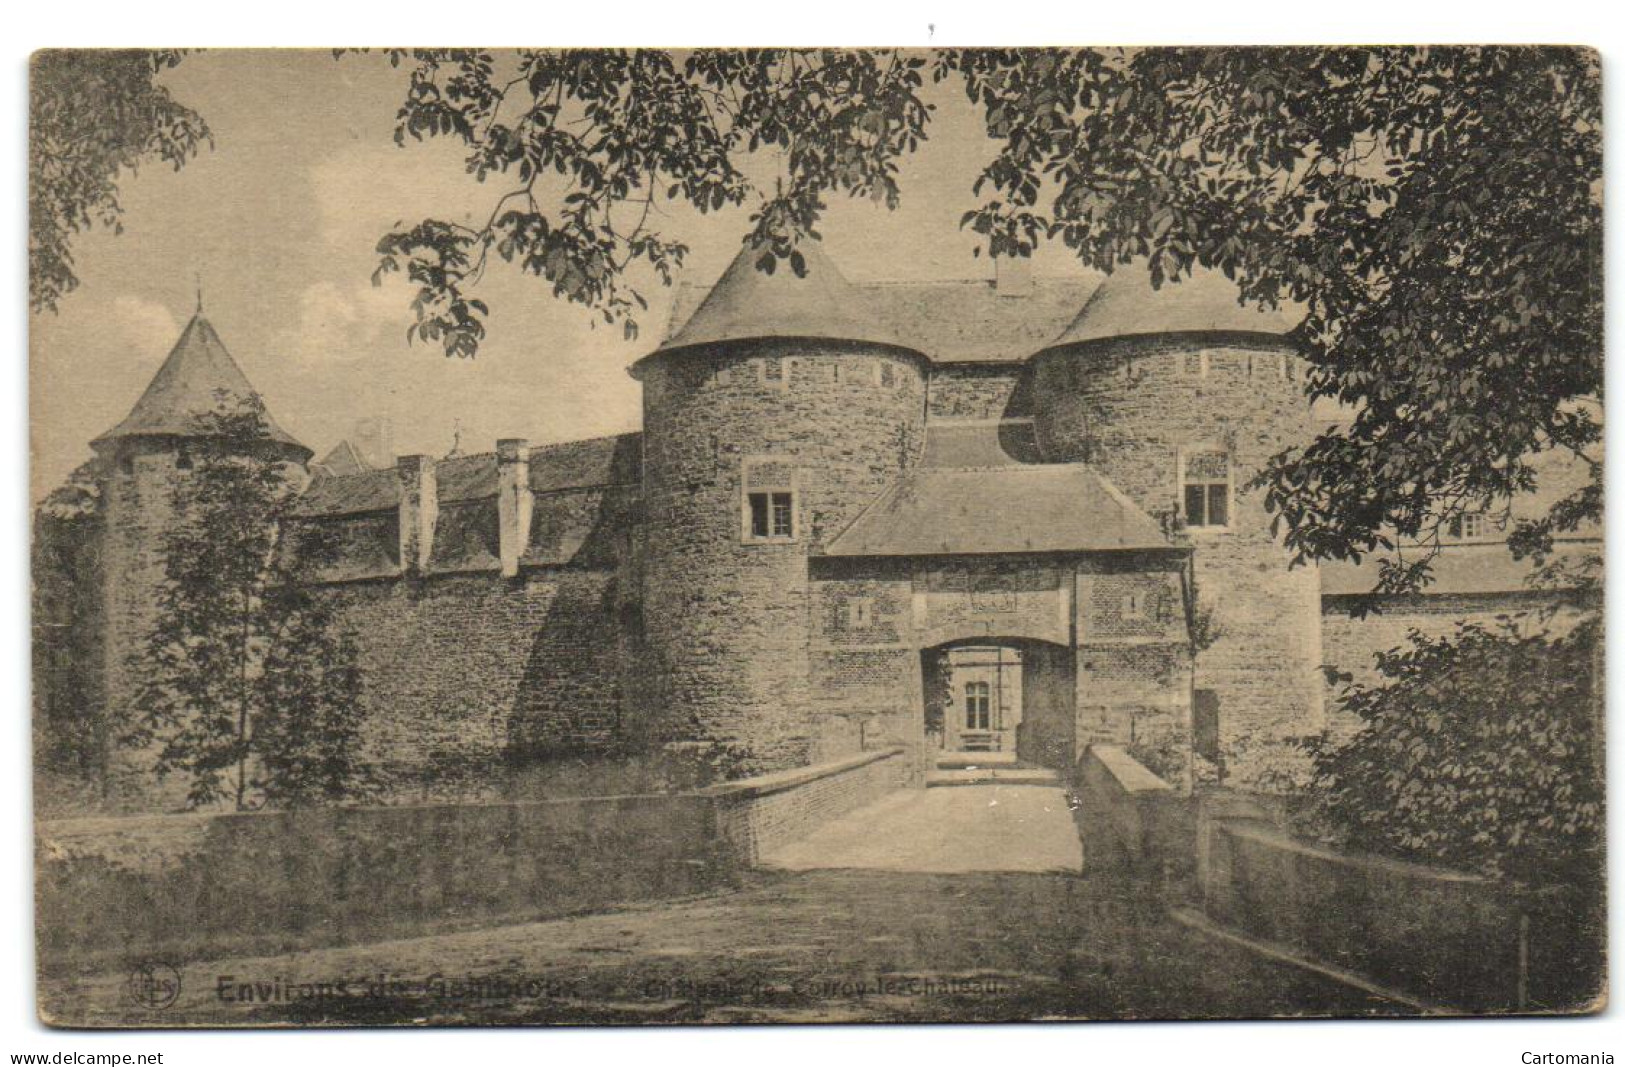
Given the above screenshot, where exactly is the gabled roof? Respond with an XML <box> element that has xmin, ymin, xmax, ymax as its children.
<box><xmin>823</xmin><ymin>464</ymin><xmax>1176</xmax><ymax>558</ymax></box>
<box><xmin>665</xmin><ymin>275</ymin><xmax>1098</xmax><ymax>365</ymax></box>
<box><xmin>93</xmin><ymin>313</ymin><xmax>305</xmax><ymax>452</ymax></box>
<box><xmin>823</xmin><ymin>421</ymin><xmax>1175</xmax><ymax>558</ymax></box>
<box><xmin>1044</xmin><ymin>261</ymin><xmax>1299</xmax><ymax>351</ymax></box>
<box><xmin>315</xmin><ymin>440</ymin><xmax>372</xmax><ymax>477</ymax></box>
<box><xmin>649</xmin><ymin>240</ymin><xmax>916</xmax><ymax>361</ymax></box>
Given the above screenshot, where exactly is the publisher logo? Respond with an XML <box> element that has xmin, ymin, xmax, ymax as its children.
<box><xmin>126</xmin><ymin>960</ymin><xmax>181</xmax><ymax>1010</ymax></box>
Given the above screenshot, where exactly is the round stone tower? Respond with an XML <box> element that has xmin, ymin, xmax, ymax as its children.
<box><xmin>631</xmin><ymin>242</ymin><xmax>927</xmax><ymax>776</ymax></box>
<box><xmin>1030</xmin><ymin>263</ymin><xmax>1324</xmax><ymax>777</ymax></box>
<box><xmin>92</xmin><ymin>312</ymin><xmax>310</xmax><ymax>804</ymax></box>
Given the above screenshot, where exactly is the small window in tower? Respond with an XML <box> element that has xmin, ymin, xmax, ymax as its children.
<box><xmin>830</xmin><ymin>362</ymin><xmax>842</xmax><ymax>384</ymax></box>
<box><xmin>880</xmin><ymin>362</ymin><xmax>896</xmax><ymax>388</ymax></box>
<box><xmin>175</xmin><ymin>448</ymin><xmax>193</xmax><ymax>471</ymax></box>
<box><xmin>1121</xmin><ymin>591</ymin><xmax>1145</xmax><ymax>620</ymax></box>
<box><xmin>847</xmin><ymin>597</ymin><xmax>874</xmax><ymax>628</ymax></box>
<box><xmin>745</xmin><ymin>490</ymin><xmax>796</xmax><ymax>542</ymax></box>
<box><xmin>1182</xmin><ymin>449</ymin><xmax>1231</xmax><ymax>529</ymax></box>
<box><xmin>760</xmin><ymin>357</ymin><xmax>785</xmax><ymax>388</ymax></box>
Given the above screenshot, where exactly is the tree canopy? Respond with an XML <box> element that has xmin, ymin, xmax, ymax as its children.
<box><xmin>367</xmin><ymin>47</ymin><xmax>1600</xmax><ymax>590</ymax></box>
<box><xmin>29</xmin><ymin>49</ymin><xmax>212</xmax><ymax>313</ymax></box>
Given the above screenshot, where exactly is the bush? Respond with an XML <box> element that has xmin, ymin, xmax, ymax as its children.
<box><xmin>1308</xmin><ymin>615</ymin><xmax>1601</xmax><ymax>886</ymax></box>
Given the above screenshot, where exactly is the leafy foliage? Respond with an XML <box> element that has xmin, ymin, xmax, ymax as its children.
<box><xmin>1307</xmin><ymin>615</ymin><xmax>1601</xmax><ymax>883</ymax></box>
<box><xmin>123</xmin><ymin>399</ymin><xmax>376</xmax><ymax>810</ymax></box>
<box><xmin>948</xmin><ymin>46</ymin><xmax>1601</xmax><ymax>590</ymax></box>
<box><xmin>363</xmin><ymin>48</ymin><xmax>931</xmax><ymax>355</ymax></box>
<box><xmin>366</xmin><ymin>47</ymin><xmax>1599</xmax><ymax>594</ymax></box>
<box><xmin>29</xmin><ymin>50</ymin><xmax>211</xmax><ymax>312</ymax></box>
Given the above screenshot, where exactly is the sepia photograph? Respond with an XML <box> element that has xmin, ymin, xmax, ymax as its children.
<box><xmin>25</xmin><ymin>41</ymin><xmax>1605</xmax><ymax>1034</ymax></box>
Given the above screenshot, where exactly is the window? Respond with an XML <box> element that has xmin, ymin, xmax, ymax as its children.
<box><xmin>742</xmin><ymin>458</ymin><xmax>797</xmax><ymax>543</ymax></box>
<box><xmin>1180</xmin><ymin>350</ymin><xmax>1211</xmax><ymax>378</ymax></box>
<box><xmin>175</xmin><ymin>448</ymin><xmax>193</xmax><ymax>472</ymax></box>
<box><xmin>879</xmin><ymin>362</ymin><xmax>896</xmax><ymax>388</ymax></box>
<box><xmin>748</xmin><ymin>491</ymin><xmax>795</xmax><ymax>540</ymax></box>
<box><xmin>1449</xmin><ymin>512</ymin><xmax>1490</xmax><ymax>540</ymax></box>
<box><xmin>760</xmin><ymin>357</ymin><xmax>786</xmax><ymax>388</ymax></box>
<box><xmin>1182</xmin><ymin>449</ymin><xmax>1231</xmax><ymax>529</ymax></box>
<box><xmin>964</xmin><ymin>681</ymin><xmax>991</xmax><ymax>731</ymax></box>
<box><xmin>1122</xmin><ymin>591</ymin><xmax>1145</xmax><ymax>620</ymax></box>
<box><xmin>846</xmin><ymin>598</ymin><xmax>873</xmax><ymax>628</ymax></box>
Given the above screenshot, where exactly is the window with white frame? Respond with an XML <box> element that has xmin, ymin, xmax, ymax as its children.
<box><xmin>1182</xmin><ymin>448</ymin><xmax>1231</xmax><ymax>529</ymax></box>
<box><xmin>1449</xmin><ymin>512</ymin><xmax>1491</xmax><ymax>540</ymax></box>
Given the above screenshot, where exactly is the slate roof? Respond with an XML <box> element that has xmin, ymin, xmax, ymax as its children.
<box><xmin>665</xmin><ymin>274</ymin><xmax>1097</xmax><ymax>365</ymax></box>
<box><xmin>1044</xmin><ymin>261</ymin><xmax>1299</xmax><ymax>350</ymax></box>
<box><xmin>1320</xmin><ymin>538</ymin><xmax>1602</xmax><ymax>597</ymax></box>
<box><xmin>291</xmin><ymin>433</ymin><xmax>642</xmax><ymax>518</ymax></box>
<box><xmin>650</xmin><ymin>240</ymin><xmax>916</xmax><ymax>362</ymax></box>
<box><xmin>94</xmin><ymin>313</ymin><xmax>306</xmax><ymax>453</ymax></box>
<box><xmin>823</xmin><ymin>421</ymin><xmax>1175</xmax><ymax>558</ymax></box>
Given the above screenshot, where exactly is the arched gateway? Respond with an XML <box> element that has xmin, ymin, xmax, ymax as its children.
<box><xmin>807</xmin><ymin>420</ymin><xmax>1197</xmax><ymax>782</ymax></box>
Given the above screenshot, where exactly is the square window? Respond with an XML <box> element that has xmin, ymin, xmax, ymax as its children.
<box><xmin>761</xmin><ymin>357</ymin><xmax>784</xmax><ymax>384</ymax></box>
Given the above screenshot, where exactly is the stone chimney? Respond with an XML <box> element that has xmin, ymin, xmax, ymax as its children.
<box><xmin>995</xmin><ymin>253</ymin><xmax>1034</xmax><ymax>298</ymax></box>
<box><xmin>497</xmin><ymin>438</ymin><xmax>533</xmax><ymax>578</ymax></box>
<box><xmin>396</xmin><ymin>454</ymin><xmax>438</xmax><ymax>575</ymax></box>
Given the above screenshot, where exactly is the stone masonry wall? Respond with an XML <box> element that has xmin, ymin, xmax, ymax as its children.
<box><xmin>314</xmin><ymin>568</ymin><xmax>631</xmax><ymax>801</ymax></box>
<box><xmin>926</xmin><ymin>364</ymin><xmax>1032</xmax><ymax>421</ymax></box>
<box><xmin>639</xmin><ymin>342</ymin><xmax>927</xmax><ymax>776</ymax></box>
<box><xmin>1035</xmin><ymin>336</ymin><xmax>1324</xmax><ymax>773</ymax></box>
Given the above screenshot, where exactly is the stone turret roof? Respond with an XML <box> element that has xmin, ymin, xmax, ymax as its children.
<box><xmin>1044</xmin><ymin>261</ymin><xmax>1299</xmax><ymax>350</ymax></box>
<box><xmin>93</xmin><ymin>313</ymin><xmax>306</xmax><ymax>453</ymax></box>
<box><xmin>648</xmin><ymin>239</ymin><xmax>917</xmax><ymax>362</ymax></box>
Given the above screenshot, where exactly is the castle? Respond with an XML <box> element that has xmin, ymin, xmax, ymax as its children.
<box><xmin>35</xmin><ymin>240</ymin><xmax>1594</xmax><ymax>808</ymax></box>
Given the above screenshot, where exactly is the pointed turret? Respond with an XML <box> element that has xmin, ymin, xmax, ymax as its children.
<box><xmin>93</xmin><ymin>313</ymin><xmax>308</xmax><ymax>459</ymax></box>
<box><xmin>645</xmin><ymin>238</ymin><xmax>912</xmax><ymax>364</ymax></box>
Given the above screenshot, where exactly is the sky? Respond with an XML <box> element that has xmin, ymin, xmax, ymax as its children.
<box><xmin>29</xmin><ymin>49</ymin><xmax>1101</xmax><ymax>501</ymax></box>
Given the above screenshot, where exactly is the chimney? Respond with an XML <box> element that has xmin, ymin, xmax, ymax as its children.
<box><xmin>995</xmin><ymin>253</ymin><xmax>1035</xmax><ymax>298</ymax></box>
<box><xmin>397</xmin><ymin>454</ymin><xmax>438</xmax><ymax>575</ymax></box>
<box><xmin>497</xmin><ymin>438</ymin><xmax>533</xmax><ymax>578</ymax></box>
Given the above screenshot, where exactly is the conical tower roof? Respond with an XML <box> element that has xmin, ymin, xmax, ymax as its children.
<box><xmin>651</xmin><ymin>239</ymin><xmax>914</xmax><ymax>359</ymax></box>
<box><xmin>93</xmin><ymin>313</ymin><xmax>307</xmax><ymax>455</ymax></box>
<box><xmin>1043</xmin><ymin>260</ymin><xmax>1299</xmax><ymax>351</ymax></box>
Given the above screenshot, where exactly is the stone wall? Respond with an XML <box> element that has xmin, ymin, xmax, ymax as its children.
<box><xmin>925</xmin><ymin>364</ymin><xmax>1032</xmax><ymax>421</ymax></box>
<box><xmin>314</xmin><ymin>567</ymin><xmax>633</xmax><ymax>801</ymax></box>
<box><xmin>1196</xmin><ymin>805</ymin><xmax>1601</xmax><ymax>1012</ymax></box>
<box><xmin>1034</xmin><ymin>336</ymin><xmax>1324</xmax><ymax>773</ymax></box>
<box><xmin>638</xmin><ymin>341</ymin><xmax>928</xmax><ymax>774</ymax></box>
<box><xmin>37</xmin><ymin>793</ymin><xmax>738</xmax><ymax>977</ymax></box>
<box><xmin>1074</xmin><ymin>744</ymin><xmax>1190</xmax><ymax>877</ymax></box>
<box><xmin>36</xmin><ymin>750</ymin><xmax>914</xmax><ymax>986</ymax></box>
<box><xmin>708</xmin><ymin>747</ymin><xmax>912</xmax><ymax>864</ymax></box>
